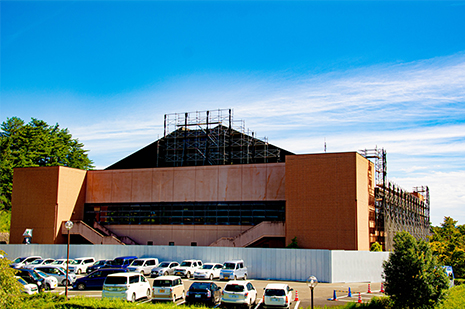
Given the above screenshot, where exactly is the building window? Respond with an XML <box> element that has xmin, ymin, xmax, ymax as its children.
<box><xmin>191</xmin><ymin>242</ymin><xmax>197</xmax><ymax>246</ymax></box>
<box><xmin>147</xmin><ymin>241</ymin><xmax>153</xmax><ymax>245</ymax></box>
<box><xmin>169</xmin><ymin>242</ymin><xmax>175</xmax><ymax>246</ymax></box>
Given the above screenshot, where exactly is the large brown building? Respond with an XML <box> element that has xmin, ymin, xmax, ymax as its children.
<box><xmin>10</xmin><ymin>110</ymin><xmax>430</xmax><ymax>250</ymax></box>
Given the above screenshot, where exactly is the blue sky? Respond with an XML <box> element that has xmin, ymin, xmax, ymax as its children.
<box><xmin>1</xmin><ymin>1</ymin><xmax>465</xmax><ymax>226</ymax></box>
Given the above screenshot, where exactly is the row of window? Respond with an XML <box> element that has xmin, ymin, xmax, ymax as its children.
<box><xmin>84</xmin><ymin>201</ymin><xmax>285</xmax><ymax>226</ymax></box>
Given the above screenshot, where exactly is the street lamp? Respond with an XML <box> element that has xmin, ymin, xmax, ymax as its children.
<box><xmin>306</xmin><ymin>276</ymin><xmax>318</xmax><ymax>309</ymax></box>
<box><xmin>64</xmin><ymin>220</ymin><xmax>74</xmax><ymax>298</ymax></box>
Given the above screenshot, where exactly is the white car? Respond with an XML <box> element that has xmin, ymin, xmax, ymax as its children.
<box><xmin>35</xmin><ymin>270</ymin><xmax>58</xmax><ymax>290</ymax></box>
<box><xmin>152</xmin><ymin>275</ymin><xmax>185</xmax><ymax>302</ymax></box>
<box><xmin>193</xmin><ymin>263</ymin><xmax>223</xmax><ymax>280</ymax></box>
<box><xmin>25</xmin><ymin>258</ymin><xmax>55</xmax><ymax>269</ymax></box>
<box><xmin>221</xmin><ymin>280</ymin><xmax>257</xmax><ymax>308</ymax></box>
<box><xmin>127</xmin><ymin>258</ymin><xmax>159</xmax><ymax>275</ymax></box>
<box><xmin>150</xmin><ymin>261</ymin><xmax>179</xmax><ymax>278</ymax></box>
<box><xmin>17</xmin><ymin>277</ymin><xmax>38</xmax><ymax>295</ymax></box>
<box><xmin>34</xmin><ymin>265</ymin><xmax>76</xmax><ymax>286</ymax></box>
<box><xmin>10</xmin><ymin>256</ymin><xmax>42</xmax><ymax>269</ymax></box>
<box><xmin>173</xmin><ymin>260</ymin><xmax>203</xmax><ymax>279</ymax></box>
<box><xmin>263</xmin><ymin>283</ymin><xmax>293</xmax><ymax>308</ymax></box>
<box><xmin>102</xmin><ymin>272</ymin><xmax>152</xmax><ymax>302</ymax></box>
<box><xmin>68</xmin><ymin>257</ymin><xmax>96</xmax><ymax>274</ymax></box>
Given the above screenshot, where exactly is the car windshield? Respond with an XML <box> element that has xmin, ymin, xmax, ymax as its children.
<box><xmin>75</xmin><ymin>259</ymin><xmax>84</xmax><ymax>264</ymax></box>
<box><xmin>158</xmin><ymin>262</ymin><xmax>170</xmax><ymax>268</ymax></box>
<box><xmin>265</xmin><ymin>289</ymin><xmax>286</xmax><ymax>296</ymax></box>
<box><xmin>17</xmin><ymin>278</ymin><xmax>27</xmax><ymax>285</ymax></box>
<box><xmin>153</xmin><ymin>280</ymin><xmax>173</xmax><ymax>287</ymax></box>
<box><xmin>94</xmin><ymin>260</ymin><xmax>106</xmax><ymax>266</ymax></box>
<box><xmin>223</xmin><ymin>263</ymin><xmax>236</xmax><ymax>270</ymax></box>
<box><xmin>30</xmin><ymin>259</ymin><xmax>43</xmax><ymax>265</ymax></box>
<box><xmin>106</xmin><ymin>260</ymin><xmax>121</xmax><ymax>266</ymax></box>
<box><xmin>35</xmin><ymin>271</ymin><xmax>49</xmax><ymax>279</ymax></box>
<box><xmin>180</xmin><ymin>261</ymin><xmax>192</xmax><ymax>267</ymax></box>
<box><xmin>190</xmin><ymin>282</ymin><xmax>211</xmax><ymax>291</ymax></box>
<box><xmin>13</xmin><ymin>257</ymin><xmax>26</xmax><ymax>263</ymax></box>
<box><xmin>51</xmin><ymin>260</ymin><xmax>64</xmax><ymax>265</ymax></box>
<box><xmin>131</xmin><ymin>260</ymin><xmax>144</xmax><ymax>266</ymax></box>
<box><xmin>105</xmin><ymin>276</ymin><xmax>128</xmax><ymax>285</ymax></box>
<box><xmin>225</xmin><ymin>284</ymin><xmax>244</xmax><ymax>292</ymax></box>
<box><xmin>69</xmin><ymin>260</ymin><xmax>79</xmax><ymax>265</ymax></box>
<box><xmin>201</xmin><ymin>264</ymin><xmax>213</xmax><ymax>269</ymax></box>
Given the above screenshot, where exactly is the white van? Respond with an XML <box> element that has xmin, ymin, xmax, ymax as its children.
<box><xmin>102</xmin><ymin>272</ymin><xmax>151</xmax><ymax>302</ymax></box>
<box><xmin>127</xmin><ymin>258</ymin><xmax>159</xmax><ymax>275</ymax></box>
<box><xmin>220</xmin><ymin>260</ymin><xmax>248</xmax><ymax>280</ymax></box>
<box><xmin>69</xmin><ymin>257</ymin><xmax>95</xmax><ymax>274</ymax></box>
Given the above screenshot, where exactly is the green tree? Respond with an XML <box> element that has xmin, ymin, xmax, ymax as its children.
<box><xmin>383</xmin><ymin>231</ymin><xmax>449</xmax><ymax>309</ymax></box>
<box><xmin>430</xmin><ymin>217</ymin><xmax>465</xmax><ymax>278</ymax></box>
<box><xmin>286</xmin><ymin>236</ymin><xmax>299</xmax><ymax>248</ymax></box>
<box><xmin>370</xmin><ymin>241</ymin><xmax>383</xmax><ymax>252</ymax></box>
<box><xmin>0</xmin><ymin>117</ymin><xmax>94</xmax><ymax>212</ymax></box>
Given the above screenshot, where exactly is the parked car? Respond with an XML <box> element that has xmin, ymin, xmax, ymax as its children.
<box><xmin>34</xmin><ymin>269</ymin><xmax>58</xmax><ymax>290</ymax></box>
<box><xmin>68</xmin><ymin>257</ymin><xmax>96</xmax><ymax>274</ymax></box>
<box><xmin>152</xmin><ymin>275</ymin><xmax>185</xmax><ymax>302</ymax></box>
<box><xmin>173</xmin><ymin>259</ymin><xmax>203</xmax><ymax>279</ymax></box>
<box><xmin>186</xmin><ymin>281</ymin><xmax>222</xmax><ymax>305</ymax></box>
<box><xmin>150</xmin><ymin>261</ymin><xmax>179</xmax><ymax>278</ymax></box>
<box><xmin>10</xmin><ymin>256</ymin><xmax>42</xmax><ymax>269</ymax></box>
<box><xmin>34</xmin><ymin>265</ymin><xmax>76</xmax><ymax>286</ymax></box>
<box><xmin>127</xmin><ymin>258</ymin><xmax>159</xmax><ymax>275</ymax></box>
<box><xmin>86</xmin><ymin>259</ymin><xmax>108</xmax><ymax>274</ymax></box>
<box><xmin>263</xmin><ymin>283</ymin><xmax>293</xmax><ymax>308</ymax></box>
<box><xmin>17</xmin><ymin>277</ymin><xmax>38</xmax><ymax>295</ymax></box>
<box><xmin>103</xmin><ymin>256</ymin><xmax>138</xmax><ymax>269</ymax></box>
<box><xmin>50</xmin><ymin>259</ymin><xmax>75</xmax><ymax>268</ymax></box>
<box><xmin>193</xmin><ymin>263</ymin><xmax>223</xmax><ymax>280</ymax></box>
<box><xmin>15</xmin><ymin>268</ymin><xmax>46</xmax><ymax>292</ymax></box>
<box><xmin>73</xmin><ymin>268</ymin><xmax>129</xmax><ymax>290</ymax></box>
<box><xmin>24</xmin><ymin>258</ymin><xmax>55</xmax><ymax>269</ymax></box>
<box><xmin>221</xmin><ymin>280</ymin><xmax>257</xmax><ymax>308</ymax></box>
<box><xmin>220</xmin><ymin>260</ymin><xmax>248</xmax><ymax>280</ymax></box>
<box><xmin>102</xmin><ymin>272</ymin><xmax>151</xmax><ymax>302</ymax></box>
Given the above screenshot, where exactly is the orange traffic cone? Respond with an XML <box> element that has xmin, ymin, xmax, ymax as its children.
<box><xmin>294</xmin><ymin>290</ymin><xmax>299</xmax><ymax>301</ymax></box>
<box><xmin>367</xmin><ymin>283</ymin><xmax>372</xmax><ymax>293</ymax></box>
<box><xmin>358</xmin><ymin>292</ymin><xmax>362</xmax><ymax>303</ymax></box>
<box><xmin>380</xmin><ymin>282</ymin><xmax>385</xmax><ymax>293</ymax></box>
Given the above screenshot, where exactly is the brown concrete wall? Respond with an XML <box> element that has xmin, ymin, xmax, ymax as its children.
<box><xmin>86</xmin><ymin>163</ymin><xmax>286</xmax><ymax>203</ymax></box>
<box><xmin>56</xmin><ymin>167</ymin><xmax>87</xmax><ymax>244</ymax></box>
<box><xmin>285</xmin><ymin>152</ymin><xmax>370</xmax><ymax>250</ymax></box>
<box><xmin>10</xmin><ymin>166</ymin><xmax>86</xmax><ymax>245</ymax></box>
<box><xmin>107</xmin><ymin>224</ymin><xmax>252</xmax><ymax>246</ymax></box>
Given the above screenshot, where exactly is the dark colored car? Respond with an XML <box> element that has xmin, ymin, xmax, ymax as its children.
<box><xmin>186</xmin><ymin>281</ymin><xmax>222</xmax><ymax>305</ymax></box>
<box><xmin>102</xmin><ymin>256</ymin><xmax>138</xmax><ymax>269</ymax></box>
<box><xmin>15</xmin><ymin>268</ymin><xmax>46</xmax><ymax>292</ymax></box>
<box><xmin>86</xmin><ymin>259</ymin><xmax>108</xmax><ymax>274</ymax></box>
<box><xmin>73</xmin><ymin>268</ymin><xmax>129</xmax><ymax>290</ymax></box>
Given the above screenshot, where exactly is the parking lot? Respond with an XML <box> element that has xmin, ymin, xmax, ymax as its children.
<box><xmin>51</xmin><ymin>275</ymin><xmax>386</xmax><ymax>308</ymax></box>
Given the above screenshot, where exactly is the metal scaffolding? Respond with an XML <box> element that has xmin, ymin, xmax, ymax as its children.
<box><xmin>359</xmin><ymin>147</ymin><xmax>430</xmax><ymax>250</ymax></box>
<box><xmin>161</xmin><ymin>109</ymin><xmax>287</xmax><ymax>167</ymax></box>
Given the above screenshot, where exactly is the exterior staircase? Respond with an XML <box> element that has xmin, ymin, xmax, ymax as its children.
<box><xmin>209</xmin><ymin>221</ymin><xmax>285</xmax><ymax>247</ymax></box>
<box><xmin>61</xmin><ymin>221</ymin><xmax>138</xmax><ymax>245</ymax></box>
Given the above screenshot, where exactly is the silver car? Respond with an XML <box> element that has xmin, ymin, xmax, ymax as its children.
<box><xmin>34</xmin><ymin>266</ymin><xmax>76</xmax><ymax>286</ymax></box>
<box><xmin>151</xmin><ymin>261</ymin><xmax>179</xmax><ymax>278</ymax></box>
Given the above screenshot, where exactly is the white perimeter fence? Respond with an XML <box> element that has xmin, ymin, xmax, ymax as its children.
<box><xmin>0</xmin><ymin>244</ymin><xmax>389</xmax><ymax>283</ymax></box>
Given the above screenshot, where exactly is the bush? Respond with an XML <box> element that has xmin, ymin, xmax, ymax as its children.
<box><xmin>383</xmin><ymin>231</ymin><xmax>449</xmax><ymax>308</ymax></box>
<box><xmin>0</xmin><ymin>250</ymin><xmax>23</xmax><ymax>309</ymax></box>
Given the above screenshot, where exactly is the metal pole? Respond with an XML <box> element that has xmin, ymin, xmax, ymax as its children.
<box><xmin>311</xmin><ymin>287</ymin><xmax>314</xmax><ymax>309</ymax></box>
<box><xmin>65</xmin><ymin>229</ymin><xmax>70</xmax><ymax>298</ymax></box>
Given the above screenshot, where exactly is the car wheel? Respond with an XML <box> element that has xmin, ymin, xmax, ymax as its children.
<box><xmin>209</xmin><ymin>273</ymin><xmax>213</xmax><ymax>280</ymax></box>
<box><xmin>77</xmin><ymin>269</ymin><xmax>81</xmax><ymax>275</ymax></box>
<box><xmin>186</xmin><ymin>272</ymin><xmax>191</xmax><ymax>279</ymax></box>
<box><xmin>243</xmin><ymin>274</ymin><xmax>247</xmax><ymax>280</ymax></box>
<box><xmin>77</xmin><ymin>283</ymin><xmax>85</xmax><ymax>290</ymax></box>
<box><xmin>234</xmin><ymin>275</ymin><xmax>237</xmax><ymax>280</ymax></box>
<box><xmin>45</xmin><ymin>283</ymin><xmax>51</xmax><ymax>291</ymax></box>
<box><xmin>62</xmin><ymin>279</ymin><xmax>69</xmax><ymax>286</ymax></box>
<box><xmin>131</xmin><ymin>293</ymin><xmax>136</xmax><ymax>303</ymax></box>
<box><xmin>164</xmin><ymin>271</ymin><xmax>169</xmax><ymax>276</ymax></box>
<box><xmin>146</xmin><ymin>288</ymin><xmax>152</xmax><ymax>299</ymax></box>
<box><xmin>172</xmin><ymin>294</ymin><xmax>176</xmax><ymax>302</ymax></box>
